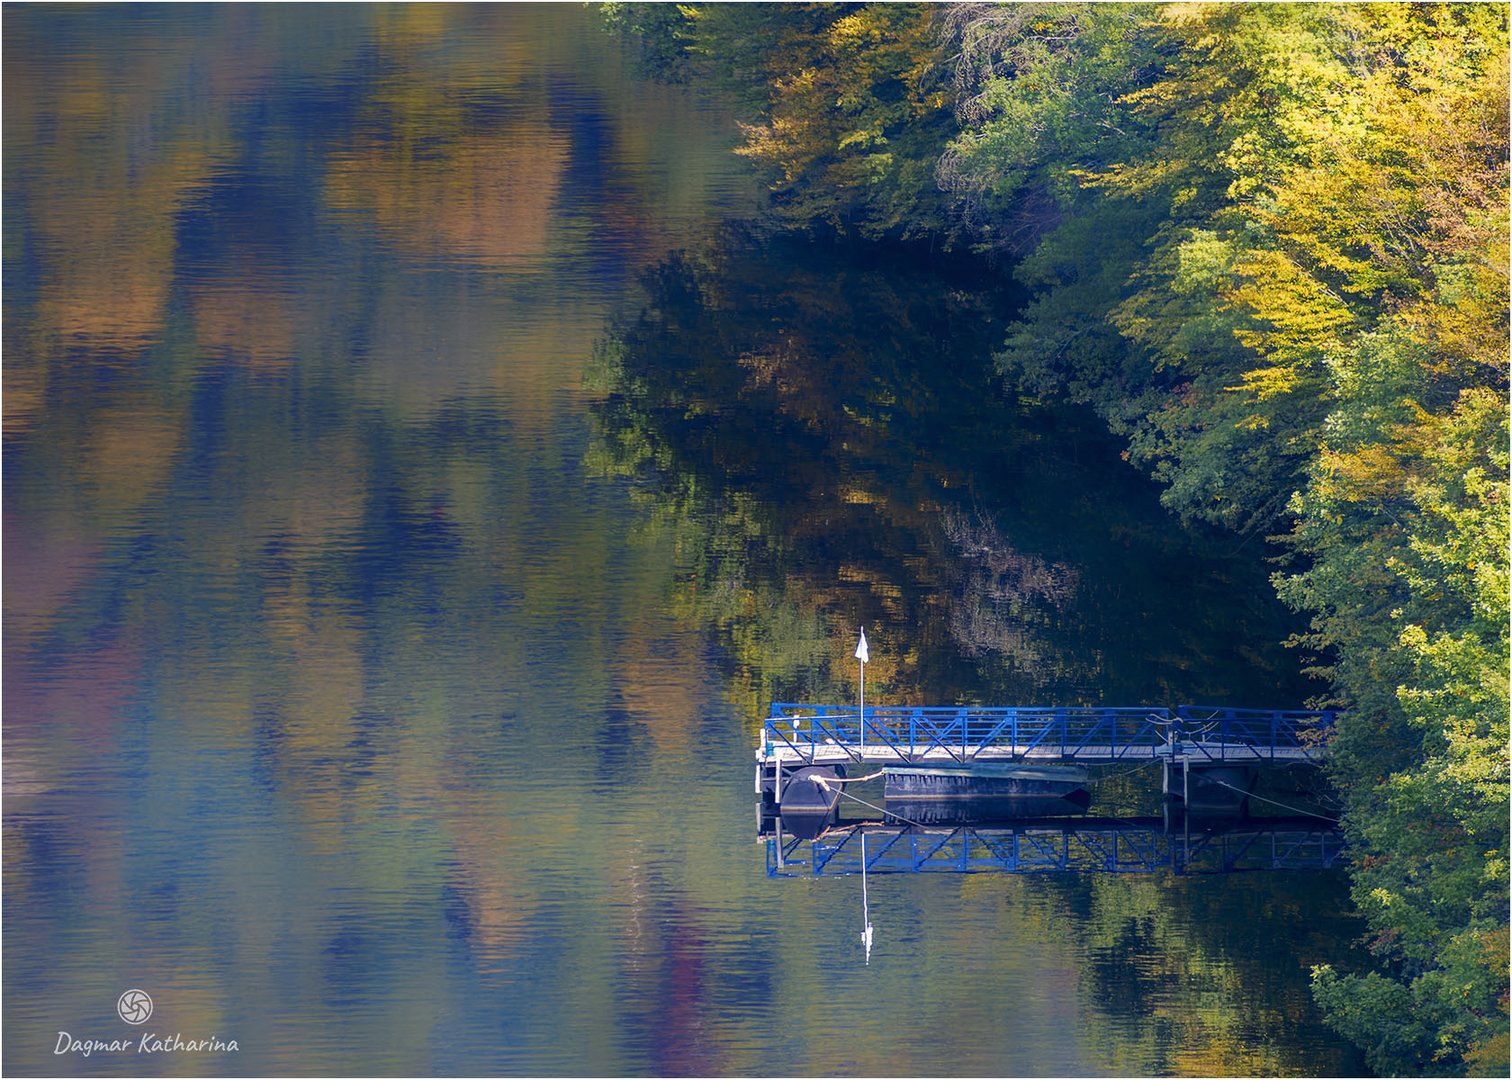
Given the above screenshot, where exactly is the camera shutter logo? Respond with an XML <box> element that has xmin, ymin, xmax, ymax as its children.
<box><xmin>117</xmin><ymin>989</ymin><xmax>153</xmax><ymax>1025</ymax></box>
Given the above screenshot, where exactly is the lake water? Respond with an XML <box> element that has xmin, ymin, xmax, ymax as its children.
<box><xmin>3</xmin><ymin>5</ymin><xmax>1365</xmax><ymax>1076</ymax></box>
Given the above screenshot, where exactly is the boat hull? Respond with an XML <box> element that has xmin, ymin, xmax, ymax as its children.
<box><xmin>884</xmin><ymin>762</ymin><xmax>1089</xmax><ymax>800</ymax></box>
<box><xmin>886</xmin><ymin>790</ymin><xmax>1091</xmax><ymax>824</ymax></box>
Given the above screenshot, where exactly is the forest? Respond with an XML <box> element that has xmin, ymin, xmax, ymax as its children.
<box><xmin>602</xmin><ymin>3</ymin><xmax>1510</xmax><ymax>1075</ymax></box>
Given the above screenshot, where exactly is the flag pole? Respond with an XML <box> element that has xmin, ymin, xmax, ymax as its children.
<box><xmin>855</xmin><ymin>627</ymin><xmax>868</xmax><ymax>749</ymax></box>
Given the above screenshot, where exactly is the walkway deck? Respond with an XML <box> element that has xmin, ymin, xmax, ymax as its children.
<box><xmin>758</xmin><ymin>704</ymin><xmax>1336</xmax><ymax>770</ymax></box>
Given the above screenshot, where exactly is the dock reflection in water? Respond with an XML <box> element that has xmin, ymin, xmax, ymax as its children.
<box><xmin>763</xmin><ymin>814</ymin><xmax>1345</xmax><ymax>877</ymax></box>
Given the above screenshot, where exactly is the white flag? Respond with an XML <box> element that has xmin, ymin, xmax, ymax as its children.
<box><xmin>855</xmin><ymin>628</ymin><xmax>869</xmax><ymax>664</ymax></box>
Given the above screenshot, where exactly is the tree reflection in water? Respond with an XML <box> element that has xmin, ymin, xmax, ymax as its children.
<box><xmin>587</xmin><ymin>230</ymin><xmax>1316</xmax><ymax>718</ymax></box>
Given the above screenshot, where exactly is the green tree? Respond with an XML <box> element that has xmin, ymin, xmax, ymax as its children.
<box><xmin>604</xmin><ymin>2</ymin><xmax>1511</xmax><ymax>1070</ymax></box>
<box><xmin>945</xmin><ymin>5</ymin><xmax>1510</xmax><ymax>1071</ymax></box>
<box><xmin>610</xmin><ymin>2</ymin><xmax>960</xmax><ymax>238</ymax></box>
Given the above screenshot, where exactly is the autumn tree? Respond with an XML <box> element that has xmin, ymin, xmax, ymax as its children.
<box><xmin>604</xmin><ymin>3</ymin><xmax>1511</xmax><ymax>1070</ymax></box>
<box><xmin>943</xmin><ymin>4</ymin><xmax>1510</xmax><ymax>1071</ymax></box>
<box><xmin>607</xmin><ymin>2</ymin><xmax>960</xmax><ymax>238</ymax></box>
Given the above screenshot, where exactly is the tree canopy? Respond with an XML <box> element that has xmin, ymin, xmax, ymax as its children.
<box><xmin>606</xmin><ymin>3</ymin><xmax>1510</xmax><ymax>1073</ymax></box>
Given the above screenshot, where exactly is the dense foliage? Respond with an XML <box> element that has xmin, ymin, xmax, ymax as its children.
<box><xmin>604</xmin><ymin>1</ymin><xmax>960</xmax><ymax>237</ymax></box>
<box><xmin>605</xmin><ymin>2</ymin><xmax>1510</xmax><ymax>1073</ymax></box>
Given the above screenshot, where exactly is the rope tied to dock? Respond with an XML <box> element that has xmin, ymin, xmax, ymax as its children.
<box><xmin>813</xmin><ymin>769</ymin><xmax>886</xmax><ymax>785</ymax></box>
<box><xmin>1206</xmin><ymin>779</ymin><xmax>1341</xmax><ymax>823</ymax></box>
<box><xmin>819</xmin><ymin>783</ymin><xmax>930</xmax><ymax>829</ymax></box>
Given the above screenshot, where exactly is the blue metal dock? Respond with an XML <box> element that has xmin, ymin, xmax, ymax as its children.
<box><xmin>755</xmin><ymin>703</ymin><xmax>1337</xmax><ymax>807</ymax></box>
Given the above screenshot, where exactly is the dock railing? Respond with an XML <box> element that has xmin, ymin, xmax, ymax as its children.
<box><xmin>761</xmin><ymin>704</ymin><xmax>1336</xmax><ymax>765</ymax></box>
<box><xmin>1174</xmin><ymin>706</ymin><xmax>1337</xmax><ymax>762</ymax></box>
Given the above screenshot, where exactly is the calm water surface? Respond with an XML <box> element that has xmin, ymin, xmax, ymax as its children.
<box><xmin>4</xmin><ymin>5</ymin><xmax>1364</xmax><ymax>1076</ymax></box>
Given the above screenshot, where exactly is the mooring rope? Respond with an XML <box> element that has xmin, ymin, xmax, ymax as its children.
<box><xmin>811</xmin><ymin>778</ymin><xmax>929</xmax><ymax>829</ymax></box>
<box><xmin>1207</xmin><ymin>778</ymin><xmax>1341</xmax><ymax>823</ymax></box>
